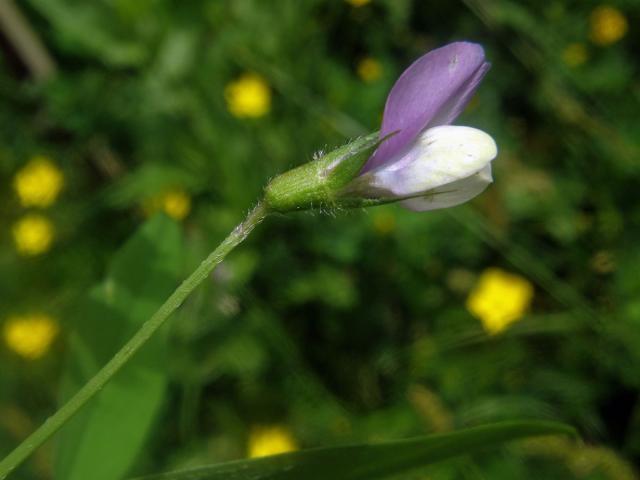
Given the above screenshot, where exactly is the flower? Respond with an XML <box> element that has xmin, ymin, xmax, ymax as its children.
<box><xmin>589</xmin><ymin>6</ymin><xmax>628</xmax><ymax>46</ymax></box>
<box><xmin>372</xmin><ymin>210</ymin><xmax>396</xmax><ymax>235</ymax></box>
<box><xmin>357</xmin><ymin>57</ymin><xmax>382</xmax><ymax>82</ymax></box>
<box><xmin>352</xmin><ymin>42</ymin><xmax>496</xmax><ymax>211</ymax></box>
<box><xmin>264</xmin><ymin>42</ymin><xmax>496</xmax><ymax>214</ymax></box>
<box><xmin>562</xmin><ymin>43</ymin><xmax>588</xmax><ymax>67</ymax></box>
<box><xmin>466</xmin><ymin>268</ymin><xmax>534</xmax><ymax>334</ymax></box>
<box><xmin>3</xmin><ymin>314</ymin><xmax>59</xmax><ymax>359</ymax></box>
<box><xmin>247</xmin><ymin>425</ymin><xmax>298</xmax><ymax>458</ymax></box>
<box><xmin>12</xmin><ymin>214</ymin><xmax>54</xmax><ymax>256</ymax></box>
<box><xmin>143</xmin><ymin>188</ymin><xmax>192</xmax><ymax>221</ymax></box>
<box><xmin>162</xmin><ymin>189</ymin><xmax>191</xmax><ymax>220</ymax></box>
<box><xmin>13</xmin><ymin>156</ymin><xmax>64</xmax><ymax>208</ymax></box>
<box><xmin>346</xmin><ymin>0</ymin><xmax>371</xmax><ymax>6</ymax></box>
<box><xmin>225</xmin><ymin>73</ymin><xmax>271</xmax><ymax>118</ymax></box>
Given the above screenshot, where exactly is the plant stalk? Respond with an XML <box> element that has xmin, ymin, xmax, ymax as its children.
<box><xmin>0</xmin><ymin>202</ymin><xmax>269</xmax><ymax>479</ymax></box>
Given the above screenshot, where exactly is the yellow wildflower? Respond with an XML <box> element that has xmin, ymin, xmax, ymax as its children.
<box><xmin>143</xmin><ymin>188</ymin><xmax>192</xmax><ymax>221</ymax></box>
<box><xmin>161</xmin><ymin>189</ymin><xmax>191</xmax><ymax>221</ymax></box>
<box><xmin>13</xmin><ymin>156</ymin><xmax>64</xmax><ymax>208</ymax></box>
<box><xmin>562</xmin><ymin>43</ymin><xmax>588</xmax><ymax>67</ymax></box>
<box><xmin>225</xmin><ymin>73</ymin><xmax>271</xmax><ymax>118</ymax></box>
<box><xmin>12</xmin><ymin>214</ymin><xmax>54</xmax><ymax>256</ymax></box>
<box><xmin>346</xmin><ymin>0</ymin><xmax>371</xmax><ymax>6</ymax></box>
<box><xmin>3</xmin><ymin>314</ymin><xmax>59</xmax><ymax>360</ymax></box>
<box><xmin>372</xmin><ymin>210</ymin><xmax>395</xmax><ymax>235</ymax></box>
<box><xmin>589</xmin><ymin>6</ymin><xmax>628</xmax><ymax>46</ymax></box>
<box><xmin>357</xmin><ymin>57</ymin><xmax>382</xmax><ymax>82</ymax></box>
<box><xmin>466</xmin><ymin>268</ymin><xmax>534</xmax><ymax>334</ymax></box>
<box><xmin>248</xmin><ymin>425</ymin><xmax>298</xmax><ymax>458</ymax></box>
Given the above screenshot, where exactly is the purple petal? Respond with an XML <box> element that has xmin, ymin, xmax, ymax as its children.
<box><xmin>362</xmin><ymin>42</ymin><xmax>489</xmax><ymax>173</ymax></box>
<box><xmin>427</xmin><ymin>61</ymin><xmax>490</xmax><ymax>127</ymax></box>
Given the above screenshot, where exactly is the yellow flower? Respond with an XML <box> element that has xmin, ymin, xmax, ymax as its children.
<box><xmin>372</xmin><ymin>210</ymin><xmax>395</xmax><ymax>235</ymax></box>
<box><xmin>225</xmin><ymin>73</ymin><xmax>271</xmax><ymax>118</ymax></box>
<box><xmin>562</xmin><ymin>43</ymin><xmax>588</xmax><ymax>67</ymax></box>
<box><xmin>346</xmin><ymin>0</ymin><xmax>371</xmax><ymax>6</ymax></box>
<box><xmin>162</xmin><ymin>189</ymin><xmax>191</xmax><ymax>220</ymax></box>
<box><xmin>248</xmin><ymin>425</ymin><xmax>298</xmax><ymax>458</ymax></box>
<box><xmin>466</xmin><ymin>268</ymin><xmax>534</xmax><ymax>334</ymax></box>
<box><xmin>143</xmin><ymin>188</ymin><xmax>192</xmax><ymax>221</ymax></box>
<box><xmin>13</xmin><ymin>156</ymin><xmax>64</xmax><ymax>208</ymax></box>
<box><xmin>357</xmin><ymin>57</ymin><xmax>382</xmax><ymax>82</ymax></box>
<box><xmin>589</xmin><ymin>6</ymin><xmax>628</xmax><ymax>46</ymax></box>
<box><xmin>12</xmin><ymin>214</ymin><xmax>54</xmax><ymax>256</ymax></box>
<box><xmin>3</xmin><ymin>314</ymin><xmax>59</xmax><ymax>360</ymax></box>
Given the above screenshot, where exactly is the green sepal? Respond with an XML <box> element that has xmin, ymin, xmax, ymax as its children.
<box><xmin>264</xmin><ymin>132</ymin><xmax>380</xmax><ymax>212</ymax></box>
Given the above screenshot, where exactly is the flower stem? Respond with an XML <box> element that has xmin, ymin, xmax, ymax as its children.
<box><xmin>0</xmin><ymin>202</ymin><xmax>269</xmax><ymax>479</ymax></box>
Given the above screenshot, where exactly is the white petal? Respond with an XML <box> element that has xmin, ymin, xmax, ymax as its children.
<box><xmin>372</xmin><ymin>125</ymin><xmax>497</xmax><ymax>197</ymax></box>
<box><xmin>401</xmin><ymin>163</ymin><xmax>493</xmax><ymax>211</ymax></box>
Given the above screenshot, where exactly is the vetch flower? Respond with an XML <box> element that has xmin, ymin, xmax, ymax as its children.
<box><xmin>247</xmin><ymin>425</ymin><xmax>298</xmax><ymax>458</ymax></box>
<box><xmin>349</xmin><ymin>42</ymin><xmax>496</xmax><ymax>211</ymax></box>
<box><xmin>265</xmin><ymin>42</ymin><xmax>496</xmax><ymax>213</ymax></box>
<box><xmin>466</xmin><ymin>268</ymin><xmax>534</xmax><ymax>335</ymax></box>
<box><xmin>3</xmin><ymin>314</ymin><xmax>59</xmax><ymax>360</ymax></box>
<box><xmin>13</xmin><ymin>156</ymin><xmax>64</xmax><ymax>208</ymax></box>
<box><xmin>12</xmin><ymin>214</ymin><xmax>54</xmax><ymax>256</ymax></box>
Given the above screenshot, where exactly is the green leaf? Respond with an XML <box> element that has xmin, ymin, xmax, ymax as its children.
<box><xmin>55</xmin><ymin>215</ymin><xmax>184</xmax><ymax>480</ymax></box>
<box><xmin>135</xmin><ymin>421</ymin><xmax>575</xmax><ymax>480</ymax></box>
<box><xmin>26</xmin><ymin>0</ymin><xmax>148</xmax><ymax>66</ymax></box>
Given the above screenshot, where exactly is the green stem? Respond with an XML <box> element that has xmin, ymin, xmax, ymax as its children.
<box><xmin>0</xmin><ymin>202</ymin><xmax>269</xmax><ymax>479</ymax></box>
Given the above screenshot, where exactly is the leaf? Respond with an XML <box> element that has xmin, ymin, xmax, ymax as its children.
<box><xmin>135</xmin><ymin>421</ymin><xmax>575</xmax><ymax>480</ymax></box>
<box><xmin>55</xmin><ymin>215</ymin><xmax>184</xmax><ymax>480</ymax></box>
<box><xmin>26</xmin><ymin>0</ymin><xmax>148</xmax><ymax>66</ymax></box>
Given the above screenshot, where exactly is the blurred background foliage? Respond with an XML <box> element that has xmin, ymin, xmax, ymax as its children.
<box><xmin>0</xmin><ymin>0</ymin><xmax>639</xmax><ymax>478</ymax></box>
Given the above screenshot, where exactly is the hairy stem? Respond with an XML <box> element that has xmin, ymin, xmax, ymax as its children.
<box><xmin>0</xmin><ymin>202</ymin><xmax>269</xmax><ymax>479</ymax></box>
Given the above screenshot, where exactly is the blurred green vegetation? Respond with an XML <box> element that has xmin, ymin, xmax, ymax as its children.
<box><xmin>1</xmin><ymin>0</ymin><xmax>639</xmax><ymax>478</ymax></box>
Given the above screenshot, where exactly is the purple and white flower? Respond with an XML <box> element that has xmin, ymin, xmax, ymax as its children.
<box><xmin>264</xmin><ymin>41</ymin><xmax>496</xmax><ymax>214</ymax></box>
<box><xmin>352</xmin><ymin>41</ymin><xmax>497</xmax><ymax>211</ymax></box>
